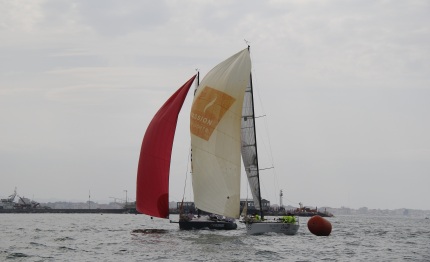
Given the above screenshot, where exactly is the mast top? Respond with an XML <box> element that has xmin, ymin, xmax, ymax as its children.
<box><xmin>244</xmin><ymin>39</ymin><xmax>251</xmax><ymax>50</ymax></box>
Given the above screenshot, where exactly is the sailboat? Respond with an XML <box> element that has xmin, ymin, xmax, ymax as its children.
<box><xmin>176</xmin><ymin>48</ymin><xmax>255</xmax><ymax>230</ymax></box>
<box><xmin>240</xmin><ymin>50</ymin><xmax>300</xmax><ymax>235</ymax></box>
<box><xmin>136</xmin><ymin>49</ymin><xmax>247</xmax><ymax>230</ymax></box>
<box><xmin>135</xmin><ymin>74</ymin><xmax>236</xmax><ymax>230</ymax></box>
<box><xmin>136</xmin><ymin>47</ymin><xmax>298</xmax><ymax>234</ymax></box>
<box><xmin>189</xmin><ymin>46</ymin><xmax>299</xmax><ymax>235</ymax></box>
<box><xmin>178</xmin><ymin>69</ymin><xmax>238</xmax><ymax>230</ymax></box>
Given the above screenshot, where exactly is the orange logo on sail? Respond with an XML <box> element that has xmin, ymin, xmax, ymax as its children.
<box><xmin>191</xmin><ymin>86</ymin><xmax>235</xmax><ymax>140</ymax></box>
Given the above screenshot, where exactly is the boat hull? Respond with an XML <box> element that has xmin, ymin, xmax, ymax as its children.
<box><xmin>246</xmin><ymin>221</ymin><xmax>299</xmax><ymax>235</ymax></box>
<box><xmin>179</xmin><ymin>220</ymin><xmax>237</xmax><ymax>230</ymax></box>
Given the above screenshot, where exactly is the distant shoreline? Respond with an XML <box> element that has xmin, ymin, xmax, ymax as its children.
<box><xmin>0</xmin><ymin>208</ymin><xmax>137</xmax><ymax>214</ymax></box>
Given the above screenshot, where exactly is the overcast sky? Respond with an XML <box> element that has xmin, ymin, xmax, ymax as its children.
<box><xmin>1</xmin><ymin>0</ymin><xmax>429</xmax><ymax>210</ymax></box>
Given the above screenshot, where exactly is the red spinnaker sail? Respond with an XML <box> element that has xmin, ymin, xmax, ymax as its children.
<box><xmin>136</xmin><ymin>75</ymin><xmax>196</xmax><ymax>218</ymax></box>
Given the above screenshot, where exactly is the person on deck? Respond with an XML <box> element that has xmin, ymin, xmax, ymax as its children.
<box><xmin>187</xmin><ymin>211</ymin><xmax>194</xmax><ymax>220</ymax></box>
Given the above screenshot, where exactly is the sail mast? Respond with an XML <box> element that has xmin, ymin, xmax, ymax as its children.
<box><xmin>194</xmin><ymin>70</ymin><xmax>200</xmax><ymax>95</ymax></box>
<box><xmin>247</xmin><ymin>46</ymin><xmax>264</xmax><ymax>219</ymax></box>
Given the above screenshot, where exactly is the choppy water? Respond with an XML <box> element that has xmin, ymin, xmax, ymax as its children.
<box><xmin>1</xmin><ymin>213</ymin><xmax>429</xmax><ymax>261</ymax></box>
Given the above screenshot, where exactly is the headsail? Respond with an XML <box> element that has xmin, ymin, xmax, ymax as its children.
<box><xmin>190</xmin><ymin>48</ymin><xmax>251</xmax><ymax>218</ymax></box>
<box><xmin>241</xmin><ymin>76</ymin><xmax>262</xmax><ymax>211</ymax></box>
<box><xmin>136</xmin><ymin>75</ymin><xmax>196</xmax><ymax>218</ymax></box>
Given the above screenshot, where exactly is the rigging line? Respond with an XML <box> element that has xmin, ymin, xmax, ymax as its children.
<box><xmin>181</xmin><ymin>144</ymin><xmax>192</xmax><ymax>201</ymax></box>
<box><xmin>246</xmin><ymin>177</ymin><xmax>249</xmax><ymax>201</ymax></box>
<box><xmin>250</xmin><ymin>53</ymin><xmax>281</xmax><ymax>204</ymax></box>
<box><xmin>258</xmin><ymin>98</ymin><xmax>281</xmax><ymax>200</ymax></box>
<box><xmin>243</xmin><ymin>114</ymin><xmax>266</xmax><ymax>118</ymax></box>
<box><xmin>259</xmin><ymin>167</ymin><xmax>274</xmax><ymax>171</ymax></box>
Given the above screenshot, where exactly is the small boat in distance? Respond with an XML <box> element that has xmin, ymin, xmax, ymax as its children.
<box><xmin>288</xmin><ymin>203</ymin><xmax>334</xmax><ymax>217</ymax></box>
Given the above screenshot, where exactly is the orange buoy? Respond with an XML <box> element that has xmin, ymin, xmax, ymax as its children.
<box><xmin>307</xmin><ymin>215</ymin><xmax>332</xmax><ymax>236</ymax></box>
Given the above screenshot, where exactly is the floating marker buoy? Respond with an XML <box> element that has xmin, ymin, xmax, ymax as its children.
<box><xmin>307</xmin><ymin>215</ymin><xmax>332</xmax><ymax>236</ymax></box>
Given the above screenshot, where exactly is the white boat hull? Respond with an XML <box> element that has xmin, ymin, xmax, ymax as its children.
<box><xmin>246</xmin><ymin>221</ymin><xmax>299</xmax><ymax>235</ymax></box>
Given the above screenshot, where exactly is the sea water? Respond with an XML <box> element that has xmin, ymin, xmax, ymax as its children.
<box><xmin>0</xmin><ymin>213</ymin><xmax>429</xmax><ymax>261</ymax></box>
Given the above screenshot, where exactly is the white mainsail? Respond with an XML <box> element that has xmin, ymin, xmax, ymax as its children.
<box><xmin>190</xmin><ymin>48</ymin><xmax>251</xmax><ymax>218</ymax></box>
<box><xmin>240</xmin><ymin>78</ymin><xmax>261</xmax><ymax>210</ymax></box>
